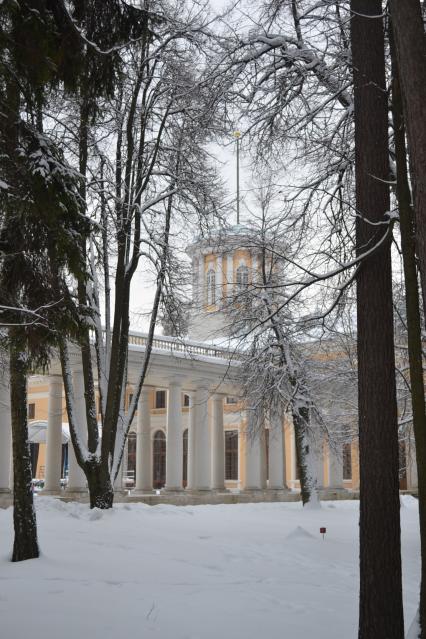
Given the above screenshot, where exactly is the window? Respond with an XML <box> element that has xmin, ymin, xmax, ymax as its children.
<box><xmin>206</xmin><ymin>268</ymin><xmax>216</xmax><ymax>306</ymax></box>
<box><xmin>183</xmin><ymin>394</ymin><xmax>190</xmax><ymax>407</ymax></box>
<box><xmin>155</xmin><ymin>390</ymin><xmax>166</xmax><ymax>409</ymax></box>
<box><xmin>236</xmin><ymin>264</ymin><xmax>249</xmax><ymax>290</ymax></box>
<box><xmin>128</xmin><ymin>393</ymin><xmax>134</xmax><ymax>410</ymax></box>
<box><xmin>225</xmin><ymin>430</ymin><xmax>238</xmax><ymax>480</ymax></box>
<box><xmin>226</xmin><ymin>396</ymin><xmax>238</xmax><ymax>405</ymax></box>
<box><xmin>343</xmin><ymin>443</ymin><xmax>352</xmax><ymax>480</ymax></box>
<box><xmin>28</xmin><ymin>403</ymin><xmax>35</xmax><ymax>419</ymax></box>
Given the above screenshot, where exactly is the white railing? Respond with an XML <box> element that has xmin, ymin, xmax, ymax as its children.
<box><xmin>98</xmin><ymin>329</ymin><xmax>242</xmax><ymax>361</ymax></box>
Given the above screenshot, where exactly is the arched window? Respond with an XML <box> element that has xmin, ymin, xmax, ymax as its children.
<box><xmin>182</xmin><ymin>429</ymin><xmax>188</xmax><ymax>487</ymax></box>
<box><xmin>236</xmin><ymin>264</ymin><xmax>249</xmax><ymax>290</ymax></box>
<box><xmin>153</xmin><ymin>430</ymin><xmax>166</xmax><ymax>488</ymax></box>
<box><xmin>206</xmin><ymin>268</ymin><xmax>216</xmax><ymax>306</ymax></box>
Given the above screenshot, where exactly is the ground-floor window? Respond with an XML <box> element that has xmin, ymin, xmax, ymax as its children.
<box><xmin>225</xmin><ymin>430</ymin><xmax>238</xmax><ymax>480</ymax></box>
<box><xmin>61</xmin><ymin>444</ymin><xmax>68</xmax><ymax>480</ymax></box>
<box><xmin>153</xmin><ymin>430</ymin><xmax>166</xmax><ymax>488</ymax></box>
<box><xmin>183</xmin><ymin>429</ymin><xmax>188</xmax><ymax>487</ymax></box>
<box><xmin>343</xmin><ymin>442</ymin><xmax>352</xmax><ymax>480</ymax></box>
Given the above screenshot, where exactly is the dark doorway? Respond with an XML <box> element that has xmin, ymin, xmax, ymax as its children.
<box><xmin>153</xmin><ymin>430</ymin><xmax>166</xmax><ymax>488</ymax></box>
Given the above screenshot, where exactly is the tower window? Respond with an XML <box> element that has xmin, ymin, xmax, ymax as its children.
<box><xmin>236</xmin><ymin>264</ymin><xmax>249</xmax><ymax>290</ymax></box>
<box><xmin>206</xmin><ymin>268</ymin><xmax>216</xmax><ymax>306</ymax></box>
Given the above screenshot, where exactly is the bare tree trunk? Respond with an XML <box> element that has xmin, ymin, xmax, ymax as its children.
<box><xmin>85</xmin><ymin>463</ymin><xmax>114</xmax><ymax>510</ymax></box>
<box><xmin>351</xmin><ymin>2</ymin><xmax>404</xmax><ymax>637</ymax></box>
<box><xmin>292</xmin><ymin>406</ymin><xmax>317</xmax><ymax>506</ymax></box>
<box><xmin>9</xmin><ymin>331</ymin><xmax>39</xmax><ymax>562</ymax></box>
<box><xmin>391</xmin><ymin>26</ymin><xmax>426</xmax><ymax>638</ymax></box>
<box><xmin>389</xmin><ymin>0</ymin><xmax>426</xmax><ymax>325</ymax></box>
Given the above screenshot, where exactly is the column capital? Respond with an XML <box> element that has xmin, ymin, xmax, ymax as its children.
<box><xmin>212</xmin><ymin>392</ymin><xmax>226</xmax><ymax>402</ymax></box>
<box><xmin>191</xmin><ymin>378</ymin><xmax>211</xmax><ymax>391</ymax></box>
<box><xmin>167</xmin><ymin>377</ymin><xmax>183</xmax><ymax>388</ymax></box>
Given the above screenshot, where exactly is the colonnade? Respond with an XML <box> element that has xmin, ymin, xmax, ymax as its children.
<box><xmin>0</xmin><ymin>373</ymin><xmax>351</xmax><ymax>495</ymax></box>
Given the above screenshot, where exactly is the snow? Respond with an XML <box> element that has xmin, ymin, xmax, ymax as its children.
<box><xmin>0</xmin><ymin>497</ymin><xmax>421</xmax><ymax>639</ymax></box>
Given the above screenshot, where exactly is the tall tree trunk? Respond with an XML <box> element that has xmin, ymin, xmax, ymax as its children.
<box><xmin>391</xmin><ymin>26</ymin><xmax>426</xmax><ymax>638</ymax></box>
<box><xmin>351</xmin><ymin>2</ymin><xmax>404</xmax><ymax>637</ymax></box>
<box><xmin>9</xmin><ymin>332</ymin><xmax>39</xmax><ymax>562</ymax></box>
<box><xmin>389</xmin><ymin>0</ymin><xmax>426</xmax><ymax>323</ymax></box>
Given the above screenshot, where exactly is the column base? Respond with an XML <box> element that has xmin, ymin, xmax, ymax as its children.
<box><xmin>131</xmin><ymin>488</ymin><xmax>155</xmax><ymax>496</ymax></box>
<box><xmin>319</xmin><ymin>487</ymin><xmax>347</xmax><ymax>500</ymax></box>
<box><xmin>162</xmin><ymin>487</ymin><xmax>185</xmax><ymax>494</ymax></box>
<box><xmin>0</xmin><ymin>488</ymin><xmax>12</xmax><ymax>494</ymax></box>
<box><xmin>39</xmin><ymin>489</ymin><xmax>62</xmax><ymax>496</ymax></box>
<box><xmin>185</xmin><ymin>487</ymin><xmax>211</xmax><ymax>494</ymax></box>
<box><xmin>240</xmin><ymin>487</ymin><xmax>265</xmax><ymax>493</ymax></box>
<box><xmin>65</xmin><ymin>487</ymin><xmax>87</xmax><ymax>494</ymax></box>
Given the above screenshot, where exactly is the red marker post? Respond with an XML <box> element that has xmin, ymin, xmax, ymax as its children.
<box><xmin>320</xmin><ymin>527</ymin><xmax>326</xmax><ymax>540</ymax></box>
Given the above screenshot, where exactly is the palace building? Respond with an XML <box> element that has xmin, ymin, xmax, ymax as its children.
<box><xmin>0</xmin><ymin>226</ymin><xmax>418</xmax><ymax>502</ymax></box>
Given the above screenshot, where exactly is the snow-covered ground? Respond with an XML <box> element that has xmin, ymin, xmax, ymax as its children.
<box><xmin>0</xmin><ymin>497</ymin><xmax>420</xmax><ymax>639</ymax></box>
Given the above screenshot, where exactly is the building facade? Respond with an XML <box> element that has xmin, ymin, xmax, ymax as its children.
<box><xmin>0</xmin><ymin>226</ymin><xmax>418</xmax><ymax>500</ymax></box>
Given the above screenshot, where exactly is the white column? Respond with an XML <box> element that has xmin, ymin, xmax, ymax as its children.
<box><xmin>114</xmin><ymin>462</ymin><xmax>124</xmax><ymax>491</ymax></box>
<box><xmin>193</xmin><ymin>385</ymin><xmax>210</xmax><ymax>490</ymax></box>
<box><xmin>134</xmin><ymin>387</ymin><xmax>152</xmax><ymax>492</ymax></box>
<box><xmin>187</xmin><ymin>392</ymin><xmax>196</xmax><ymax>490</ymax></box>
<box><xmin>0</xmin><ymin>365</ymin><xmax>11</xmax><ymax>493</ymax></box>
<box><xmin>165</xmin><ymin>380</ymin><xmax>183</xmax><ymax>491</ymax></box>
<box><xmin>66</xmin><ymin>369</ymin><xmax>87</xmax><ymax>493</ymax></box>
<box><xmin>328</xmin><ymin>441</ymin><xmax>344</xmax><ymax>490</ymax></box>
<box><xmin>243</xmin><ymin>414</ymin><xmax>263</xmax><ymax>490</ymax></box>
<box><xmin>268</xmin><ymin>419</ymin><xmax>287</xmax><ymax>490</ymax></box>
<box><xmin>211</xmin><ymin>394</ymin><xmax>225</xmax><ymax>491</ymax></box>
<box><xmin>43</xmin><ymin>375</ymin><xmax>63</xmax><ymax>493</ymax></box>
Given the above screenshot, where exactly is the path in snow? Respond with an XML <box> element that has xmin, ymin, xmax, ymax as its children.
<box><xmin>0</xmin><ymin>497</ymin><xmax>420</xmax><ymax>639</ymax></box>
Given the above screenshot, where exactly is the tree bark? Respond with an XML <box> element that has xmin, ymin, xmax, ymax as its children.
<box><xmin>391</xmin><ymin>25</ymin><xmax>426</xmax><ymax>638</ymax></box>
<box><xmin>351</xmin><ymin>2</ymin><xmax>404</xmax><ymax>637</ymax></box>
<box><xmin>85</xmin><ymin>463</ymin><xmax>114</xmax><ymax>510</ymax></box>
<box><xmin>389</xmin><ymin>0</ymin><xmax>426</xmax><ymax>324</ymax></box>
<box><xmin>293</xmin><ymin>406</ymin><xmax>317</xmax><ymax>506</ymax></box>
<box><xmin>9</xmin><ymin>332</ymin><xmax>39</xmax><ymax>562</ymax></box>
